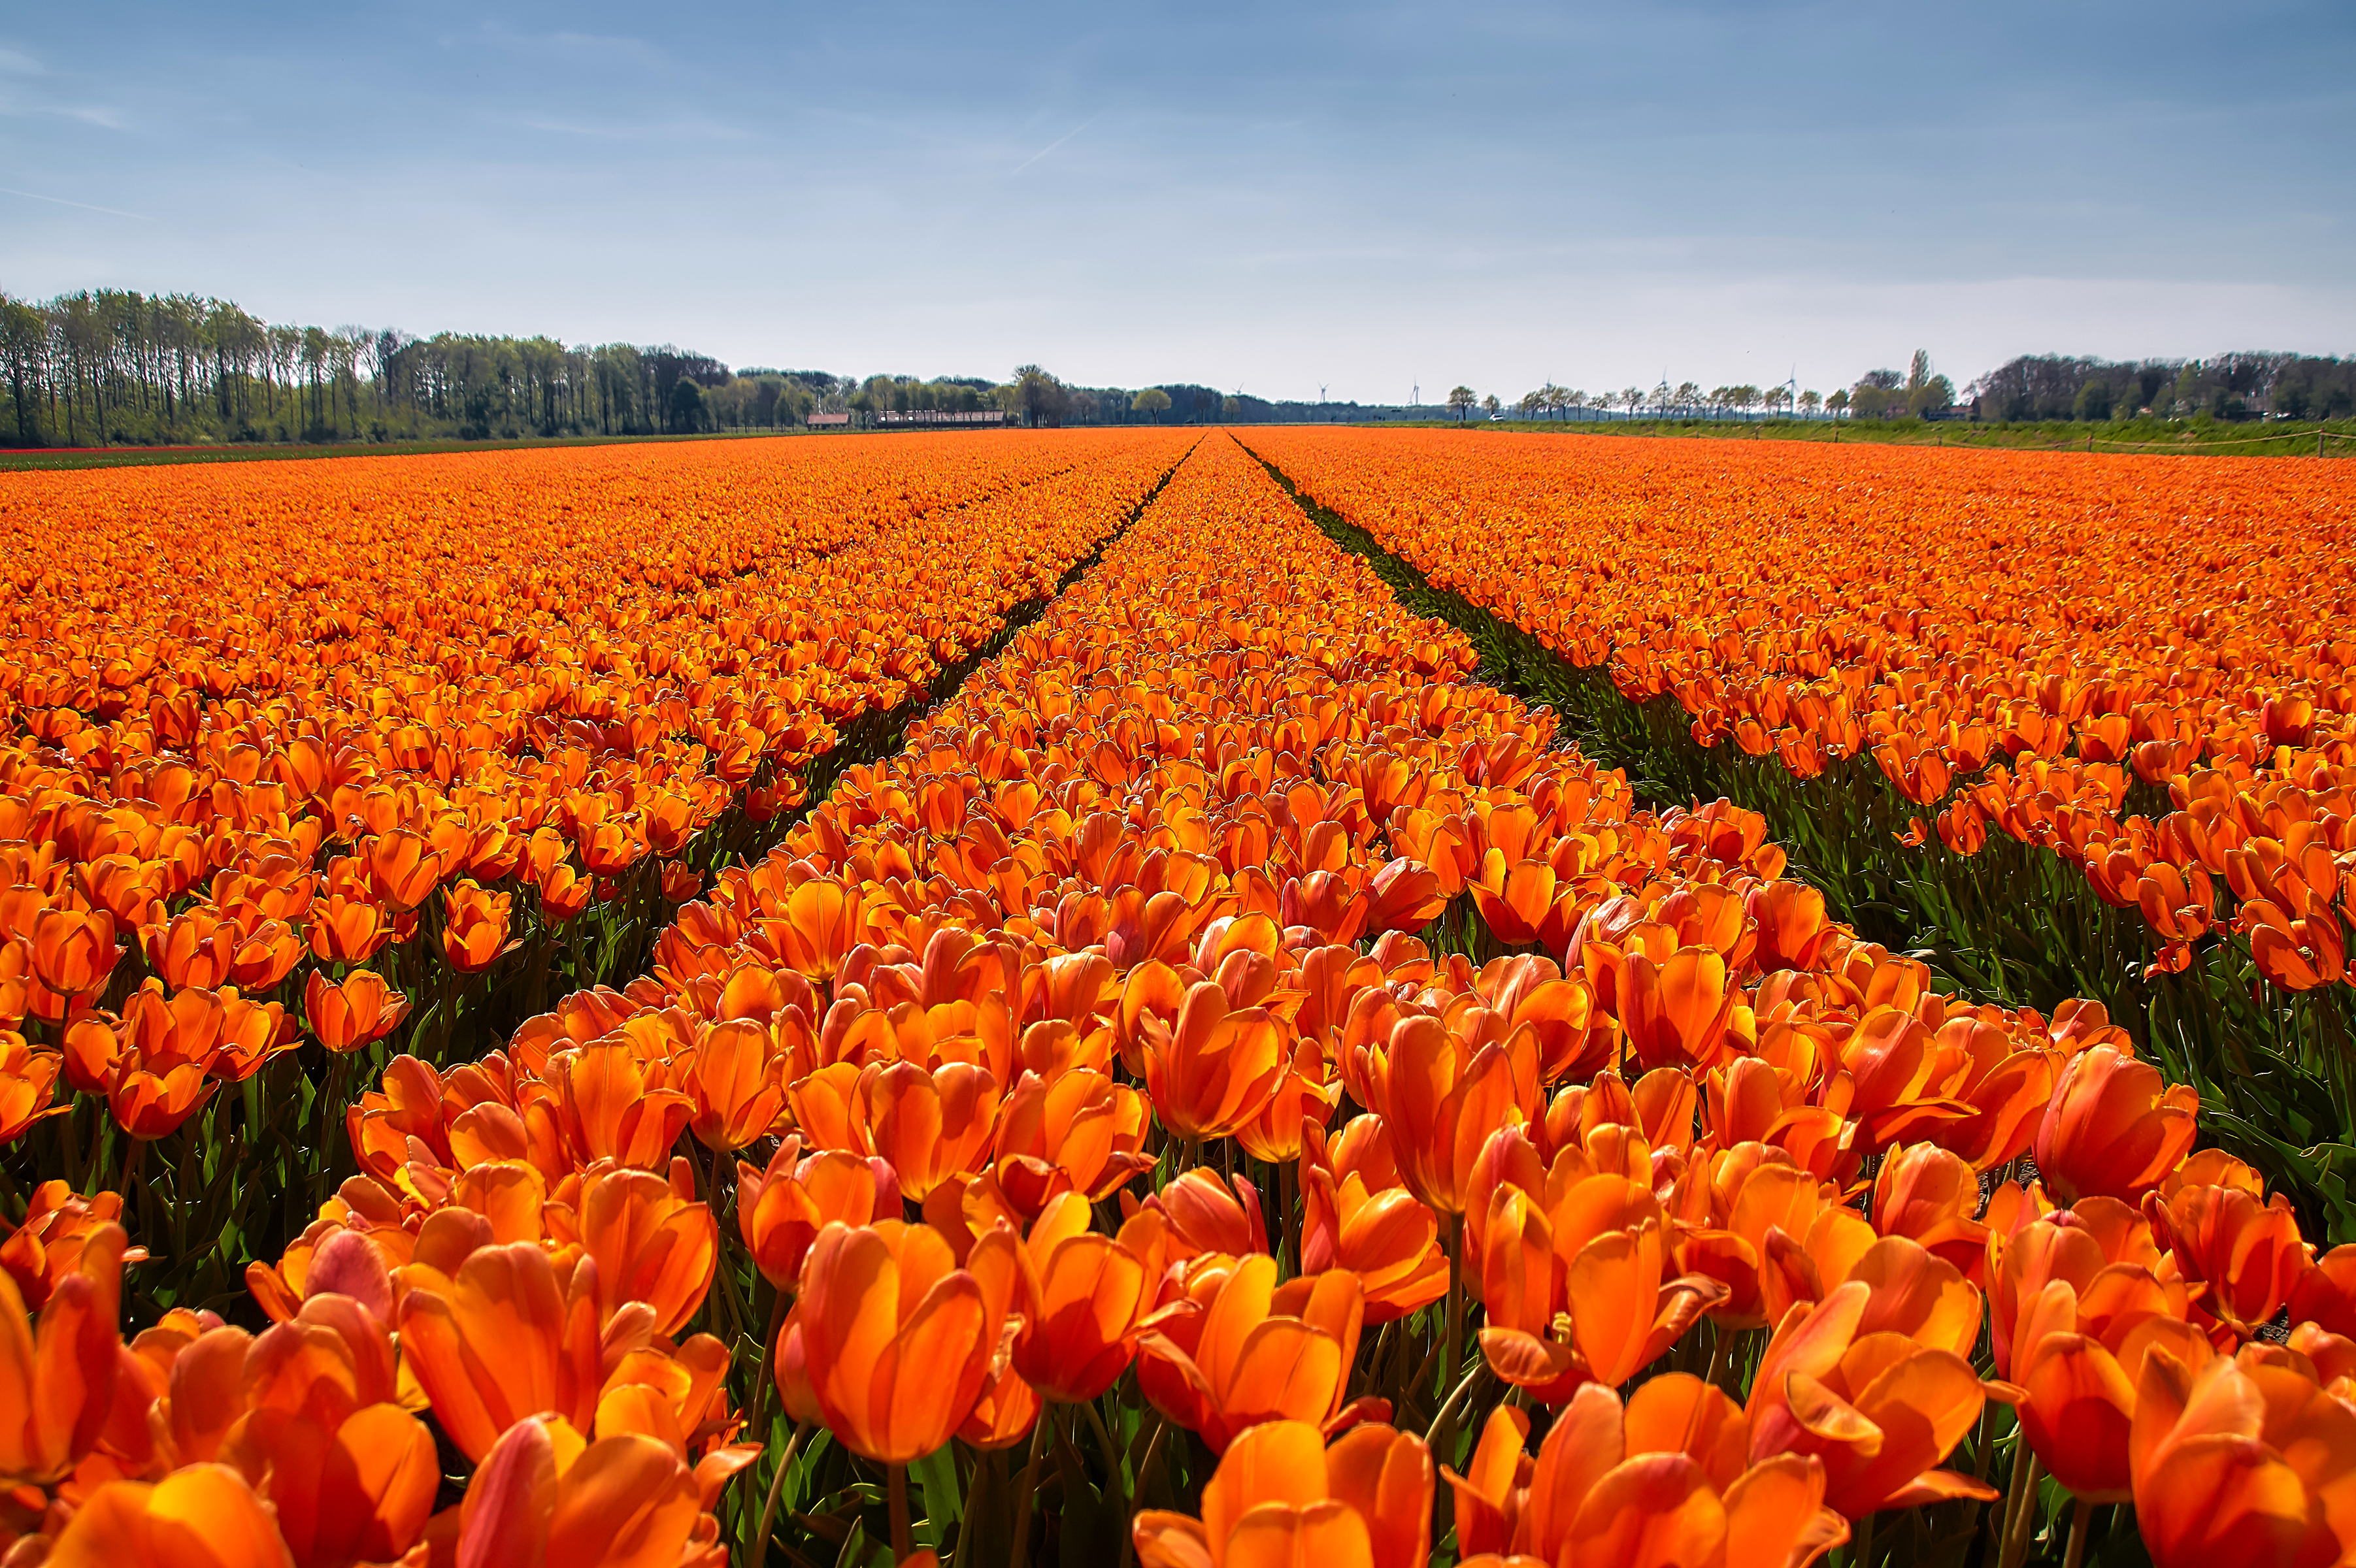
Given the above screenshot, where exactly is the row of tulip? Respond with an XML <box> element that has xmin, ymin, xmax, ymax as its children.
<box><xmin>0</xmin><ymin>430</ymin><xmax>1193</xmax><ymax>1315</ymax></box>
<box><xmin>1242</xmin><ymin>428</ymin><xmax>2356</xmax><ymax>1243</ymax></box>
<box><xmin>1244</xmin><ymin>427</ymin><xmax>2356</xmax><ymax>990</ymax></box>
<box><xmin>1</xmin><ymin>431</ymin><xmax>2348</xmax><ymax>1566</ymax></box>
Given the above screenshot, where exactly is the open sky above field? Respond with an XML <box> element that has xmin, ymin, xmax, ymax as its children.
<box><xmin>3</xmin><ymin>0</ymin><xmax>2352</xmax><ymax>402</ymax></box>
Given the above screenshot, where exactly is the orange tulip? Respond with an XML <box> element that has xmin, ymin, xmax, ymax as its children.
<box><xmin>1236</xmin><ymin>1040</ymin><xmax>1340</xmax><ymax>1164</ymax></box>
<box><xmin>1138</xmin><ymin>979</ymin><xmax>1288</xmax><ymax>1143</ymax></box>
<box><xmin>2007</xmin><ymin>1259</ymin><xmax>2207</xmax><ymax>1501</ymax></box>
<box><xmin>1745</xmin><ymin>1279</ymin><xmax>1996</xmax><ymax>1517</ymax></box>
<box><xmin>2146</xmin><ymin>1179</ymin><xmax>2312</xmax><ymax>1339</ymax></box>
<box><xmin>305</xmin><ymin>894</ymin><xmax>391</xmax><ymax>964</ymax></box>
<box><xmin>44</xmin><ymin>1462</ymin><xmax>294</xmax><ymax>1568</ymax></box>
<box><xmin>735</xmin><ymin>1137</ymin><xmax>899</xmax><ymax>1290</ymax></box>
<box><xmin>1672</xmin><ymin>1145</ymin><xmax>1855</xmax><ymax>1329</ymax></box>
<box><xmin>1128</xmin><ymin>1167</ymin><xmax>1269</xmax><ymax>1259</ymax></box>
<box><xmin>441</xmin><ymin>879</ymin><xmax>512</xmax><ymax>973</ymax></box>
<box><xmin>0</xmin><ymin>1220</ymin><xmax>125</xmax><ymax>1484</ymax></box>
<box><xmin>1482</xmin><ymin>1208</ymin><xmax>1723</xmax><ymax>1400</ymax></box>
<box><xmin>2129</xmin><ymin>1345</ymin><xmax>2356</xmax><ymax>1568</ymax></box>
<box><xmin>0</xmin><ymin>1032</ymin><xmax>61</xmax><ymax>1145</ymax></box>
<box><xmin>0</xmin><ymin>1183</ymin><xmax>137</xmax><ymax>1309</ymax></box>
<box><xmin>1011</xmin><ymin>1192</ymin><xmax>1167</xmax><ymax>1403</ymax></box>
<box><xmin>301</xmin><ymin>968</ymin><xmax>410</xmax><ymax>1054</ymax></box>
<box><xmin>1133</xmin><ymin>1418</ymin><xmax>1432</xmax><ymax>1568</ymax></box>
<box><xmin>2033</xmin><ymin>1045</ymin><xmax>2199</xmax><ymax>1205</ymax></box>
<box><xmin>546</xmin><ymin>1042</ymin><xmax>695</xmax><ymax>1171</ymax></box>
<box><xmin>813</xmin><ymin>1058</ymin><xmax>1003</xmax><ymax>1203</ymax></box>
<box><xmin>1616</xmin><ymin>947</ymin><xmax>1741</xmax><ymax>1071</ymax></box>
<box><xmin>565</xmin><ymin>1162</ymin><xmax>718</xmax><ymax>1336</ymax></box>
<box><xmin>773</xmin><ymin>878</ymin><xmax>864</xmax><ymax>982</ymax></box>
<box><xmin>108</xmin><ymin>1046</ymin><xmax>218</xmax><ymax>1139</ymax></box>
<box><xmin>1868</xmin><ymin>1143</ymin><xmax>1990</xmax><ymax>1282</ymax></box>
<box><xmin>30</xmin><ymin>904</ymin><xmax>118</xmax><ymax>998</ymax></box>
<box><xmin>447</xmin><ymin>1415</ymin><xmax>722</xmax><ymax>1568</ymax></box>
<box><xmin>396</xmin><ymin>1240</ymin><xmax>599</xmax><ymax>1462</ymax></box>
<box><xmin>774</xmin><ymin>1220</ymin><xmax>1016</xmax><ymax>1465</ymax></box>
<box><xmin>991</xmin><ymin>1066</ymin><xmax>1153</xmax><ymax>1214</ymax></box>
<box><xmin>216</xmin><ymin>1310</ymin><xmax>439</xmax><ymax>1568</ymax></box>
<box><xmin>1136</xmin><ymin>1254</ymin><xmax>1381</xmax><ymax>1452</ymax></box>
<box><xmin>1301</xmin><ymin>1166</ymin><xmax>1450</xmax><ymax>1325</ymax></box>
<box><xmin>1363</xmin><ymin>1013</ymin><xmax>1535</xmax><ymax>1217</ymax></box>
<box><xmin>1440</xmin><ymin>1379</ymin><xmax>1850</xmax><ymax>1568</ymax></box>
<box><xmin>365</xmin><ymin>828</ymin><xmax>446</xmax><ymax>913</ymax></box>
<box><xmin>538</xmin><ymin>858</ymin><xmax>593</xmax><ymax>924</ymax></box>
<box><xmin>676</xmin><ymin>1017</ymin><xmax>785</xmax><ymax>1151</ymax></box>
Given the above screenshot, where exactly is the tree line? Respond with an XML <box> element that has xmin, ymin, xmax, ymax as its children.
<box><xmin>0</xmin><ymin>287</ymin><xmax>856</xmax><ymax>447</ymax></box>
<box><xmin>1967</xmin><ymin>352</ymin><xmax>2354</xmax><ymax>423</ymax></box>
<box><xmin>0</xmin><ymin>286</ymin><xmax>1393</xmax><ymax>448</ymax></box>
<box><xmin>1480</xmin><ymin>348</ymin><xmax>2353</xmax><ymax>429</ymax></box>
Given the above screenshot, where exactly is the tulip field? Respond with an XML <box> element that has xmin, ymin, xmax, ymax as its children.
<box><xmin>0</xmin><ymin>428</ymin><xmax>2351</xmax><ymax>1568</ymax></box>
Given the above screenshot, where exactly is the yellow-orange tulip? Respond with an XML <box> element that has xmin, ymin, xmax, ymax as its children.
<box><xmin>1133</xmin><ymin>1418</ymin><xmax>1432</xmax><ymax>1568</ymax></box>
<box><xmin>735</xmin><ymin>1137</ymin><xmax>899</xmax><ymax>1289</ymax></box>
<box><xmin>45</xmin><ymin>1462</ymin><xmax>294</xmax><ymax>1568</ymax></box>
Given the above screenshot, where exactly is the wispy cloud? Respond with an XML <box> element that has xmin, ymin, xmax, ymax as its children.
<box><xmin>1007</xmin><ymin>114</ymin><xmax>1099</xmax><ymax>176</ymax></box>
<box><xmin>0</xmin><ymin>185</ymin><xmax>148</xmax><ymax>220</ymax></box>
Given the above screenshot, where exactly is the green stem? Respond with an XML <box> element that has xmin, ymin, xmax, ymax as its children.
<box><xmin>1081</xmin><ymin>1397</ymin><xmax>1125</xmax><ymax>1499</ymax></box>
<box><xmin>1008</xmin><ymin>1404</ymin><xmax>1055</xmax><ymax>1568</ymax></box>
<box><xmin>1442</xmin><ymin>1209</ymin><xmax>1465</xmax><ymax>1405</ymax></box>
<box><xmin>2061</xmin><ymin>1496</ymin><xmax>2093</xmax><ymax>1568</ymax></box>
<box><xmin>1423</xmin><ymin>1361</ymin><xmax>1485</xmax><ymax>1453</ymax></box>
<box><xmin>752</xmin><ymin>1420</ymin><xmax>810</xmax><ymax>1568</ymax></box>
<box><xmin>2000</xmin><ymin>1448</ymin><xmax>2045</xmax><ymax>1568</ymax></box>
<box><xmin>741</xmin><ymin>1287</ymin><xmax>794</xmax><ymax>1561</ymax></box>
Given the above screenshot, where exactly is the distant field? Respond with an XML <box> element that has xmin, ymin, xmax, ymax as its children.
<box><xmin>1421</xmin><ymin>413</ymin><xmax>2356</xmax><ymax>457</ymax></box>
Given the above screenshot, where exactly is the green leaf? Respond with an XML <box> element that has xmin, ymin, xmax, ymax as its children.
<box><xmin>911</xmin><ymin>1443</ymin><xmax>964</xmax><ymax>1538</ymax></box>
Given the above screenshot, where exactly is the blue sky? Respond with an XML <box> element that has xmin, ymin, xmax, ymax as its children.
<box><xmin>3</xmin><ymin>1</ymin><xmax>2351</xmax><ymax>402</ymax></box>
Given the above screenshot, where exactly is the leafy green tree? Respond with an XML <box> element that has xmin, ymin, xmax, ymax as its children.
<box><xmin>1446</xmin><ymin>385</ymin><xmax>1476</xmax><ymax>421</ymax></box>
<box><xmin>1010</xmin><ymin>365</ymin><xmax>1067</xmax><ymax>427</ymax></box>
<box><xmin>1131</xmin><ymin>387</ymin><xmax>1171</xmax><ymax>423</ymax></box>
